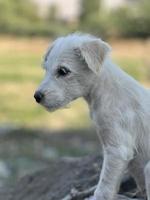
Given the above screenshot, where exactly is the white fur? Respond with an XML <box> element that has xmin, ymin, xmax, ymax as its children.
<box><xmin>35</xmin><ymin>33</ymin><xmax>150</xmax><ymax>200</ymax></box>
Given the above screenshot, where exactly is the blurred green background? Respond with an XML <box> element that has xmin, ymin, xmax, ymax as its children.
<box><xmin>0</xmin><ymin>0</ymin><xmax>150</xmax><ymax>188</ymax></box>
<box><xmin>0</xmin><ymin>0</ymin><xmax>150</xmax><ymax>129</ymax></box>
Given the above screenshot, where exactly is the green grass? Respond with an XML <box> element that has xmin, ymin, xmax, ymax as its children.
<box><xmin>114</xmin><ymin>57</ymin><xmax>150</xmax><ymax>81</ymax></box>
<box><xmin>0</xmin><ymin>53</ymin><xmax>42</xmax><ymax>82</ymax></box>
<box><xmin>0</xmin><ymin>37</ymin><xmax>149</xmax><ymax>130</ymax></box>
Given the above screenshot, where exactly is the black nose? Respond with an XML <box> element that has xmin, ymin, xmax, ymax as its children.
<box><xmin>34</xmin><ymin>91</ymin><xmax>44</xmax><ymax>103</ymax></box>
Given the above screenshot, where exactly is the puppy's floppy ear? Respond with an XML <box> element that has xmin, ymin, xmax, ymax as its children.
<box><xmin>74</xmin><ymin>39</ymin><xmax>111</xmax><ymax>74</ymax></box>
<box><xmin>42</xmin><ymin>43</ymin><xmax>54</xmax><ymax>68</ymax></box>
<box><xmin>44</xmin><ymin>43</ymin><xmax>54</xmax><ymax>62</ymax></box>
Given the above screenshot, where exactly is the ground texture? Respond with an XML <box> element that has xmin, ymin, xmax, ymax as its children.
<box><xmin>0</xmin><ymin>154</ymin><xmax>143</xmax><ymax>200</ymax></box>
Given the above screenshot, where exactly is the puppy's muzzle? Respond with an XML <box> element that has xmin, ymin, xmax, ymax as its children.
<box><xmin>34</xmin><ymin>91</ymin><xmax>44</xmax><ymax>103</ymax></box>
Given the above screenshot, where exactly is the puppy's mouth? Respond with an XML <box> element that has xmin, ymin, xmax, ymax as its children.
<box><xmin>40</xmin><ymin>100</ymin><xmax>70</xmax><ymax>112</ymax></box>
<box><xmin>36</xmin><ymin>94</ymin><xmax>78</xmax><ymax>112</ymax></box>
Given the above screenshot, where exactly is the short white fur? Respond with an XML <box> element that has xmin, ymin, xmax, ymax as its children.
<box><xmin>35</xmin><ymin>33</ymin><xmax>150</xmax><ymax>200</ymax></box>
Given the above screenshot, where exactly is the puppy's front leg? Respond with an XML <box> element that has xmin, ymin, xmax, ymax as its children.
<box><xmin>94</xmin><ymin>145</ymin><xmax>133</xmax><ymax>200</ymax></box>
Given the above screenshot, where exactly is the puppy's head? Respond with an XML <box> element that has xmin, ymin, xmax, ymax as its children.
<box><xmin>34</xmin><ymin>33</ymin><xmax>111</xmax><ymax>111</ymax></box>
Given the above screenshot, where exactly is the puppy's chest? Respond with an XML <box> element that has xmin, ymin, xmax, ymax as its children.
<box><xmin>89</xmin><ymin>106</ymin><xmax>111</xmax><ymax>130</ymax></box>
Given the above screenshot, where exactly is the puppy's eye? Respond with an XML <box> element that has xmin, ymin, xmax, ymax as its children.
<box><xmin>57</xmin><ymin>66</ymin><xmax>71</xmax><ymax>77</ymax></box>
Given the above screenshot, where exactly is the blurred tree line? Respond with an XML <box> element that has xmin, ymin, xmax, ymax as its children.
<box><xmin>0</xmin><ymin>0</ymin><xmax>149</xmax><ymax>38</ymax></box>
<box><xmin>0</xmin><ymin>0</ymin><xmax>68</xmax><ymax>37</ymax></box>
<box><xmin>79</xmin><ymin>0</ymin><xmax>150</xmax><ymax>38</ymax></box>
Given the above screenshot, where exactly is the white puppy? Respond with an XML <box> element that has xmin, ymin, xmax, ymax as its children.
<box><xmin>34</xmin><ymin>33</ymin><xmax>150</xmax><ymax>200</ymax></box>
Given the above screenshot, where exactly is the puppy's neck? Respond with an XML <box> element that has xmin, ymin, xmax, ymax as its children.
<box><xmin>84</xmin><ymin>59</ymin><xmax>118</xmax><ymax>106</ymax></box>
